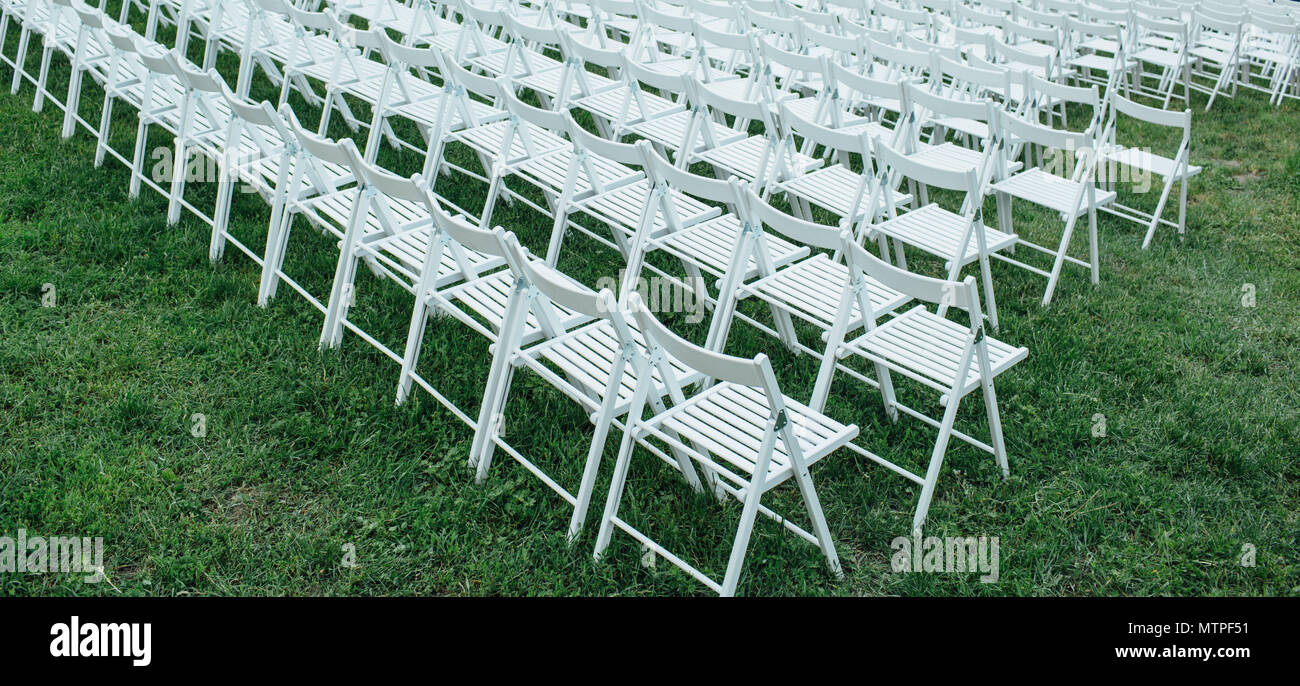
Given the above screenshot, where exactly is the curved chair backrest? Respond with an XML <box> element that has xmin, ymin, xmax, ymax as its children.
<box><xmin>840</xmin><ymin>231</ymin><xmax>979</xmax><ymax>315</ymax></box>
<box><xmin>499</xmin><ymin>81</ymin><xmax>573</xmax><ymax>135</ymax></box>
<box><xmin>502</xmin><ymin>232</ymin><xmax>612</xmax><ymax>320</ymax></box>
<box><xmin>281</xmin><ymin>103</ymin><xmax>359</xmax><ymax>168</ymax></box>
<box><xmin>740</xmin><ymin>183</ymin><xmax>841</xmax><ymax>251</ymax></box>
<box><xmin>873</xmin><ymin>136</ymin><xmax>980</xmax><ymax>196</ymax></box>
<box><xmin>220</xmin><ymin>81</ymin><xmax>281</xmax><ymax>129</ymax></box>
<box><xmin>637</xmin><ymin>140</ymin><xmax>736</xmax><ymax>205</ymax></box>
<box><xmin>627</xmin><ymin>292</ymin><xmax>767</xmax><ymax>388</ymax></box>
<box><xmin>567</xmin><ymin>112</ymin><xmax>642</xmax><ymax>166</ymax></box>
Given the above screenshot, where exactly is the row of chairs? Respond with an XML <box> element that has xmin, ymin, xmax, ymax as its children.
<box><xmin>0</xmin><ymin>0</ymin><xmax>1210</xmax><ymax>594</ymax></box>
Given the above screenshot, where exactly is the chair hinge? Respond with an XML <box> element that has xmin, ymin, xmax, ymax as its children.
<box><xmin>974</xmin><ymin>326</ymin><xmax>985</xmax><ymax>344</ymax></box>
<box><xmin>774</xmin><ymin>409</ymin><xmax>788</xmax><ymax>431</ymax></box>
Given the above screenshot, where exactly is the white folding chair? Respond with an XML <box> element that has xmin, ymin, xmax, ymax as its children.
<box><xmin>988</xmin><ymin>107</ymin><xmax>1117</xmax><ymax>305</ymax></box>
<box><xmin>593</xmin><ymin>292</ymin><xmax>856</xmax><ymax>596</ymax></box>
<box><xmin>1131</xmin><ymin>12</ymin><xmax>1192</xmax><ymax>108</ymax></box>
<box><xmin>1097</xmin><ymin>93</ymin><xmax>1201</xmax><ymax>249</ymax></box>
<box><xmin>471</xmin><ymin>232</ymin><xmax>707</xmax><ymax>540</ymax></box>
<box><xmin>622</xmin><ymin>144</ymin><xmax>810</xmax><ymax>316</ymax></box>
<box><xmin>814</xmin><ymin>233</ymin><xmax>1026</xmax><ymax>533</ymax></box>
<box><xmin>705</xmin><ymin>181</ymin><xmax>910</xmax><ymax>361</ymax></box>
<box><xmin>867</xmin><ymin>135</ymin><xmax>1013</xmax><ymax>330</ymax></box>
<box><xmin>1189</xmin><ymin>10</ymin><xmax>1248</xmax><ymax>110</ymax></box>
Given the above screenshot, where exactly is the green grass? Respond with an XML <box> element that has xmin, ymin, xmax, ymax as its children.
<box><xmin>1</xmin><ymin>10</ymin><xmax>1297</xmax><ymax>596</ymax></box>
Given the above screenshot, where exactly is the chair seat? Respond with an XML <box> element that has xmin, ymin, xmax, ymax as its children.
<box><xmin>440</xmin><ymin>269</ymin><xmax>592</xmax><ymax>343</ymax></box>
<box><xmin>513</xmin><ymin>147</ymin><xmax>642</xmax><ymax>196</ymax></box>
<box><xmin>1133</xmin><ymin>47</ymin><xmax>1185</xmax><ymax>69</ymax></box>
<box><xmin>907</xmin><ymin>141</ymin><xmax>1008</xmax><ymax>175</ymax></box>
<box><xmin>301</xmin><ymin>189</ymin><xmax>506</xmax><ymax>287</ymax></box>
<box><xmin>1099</xmin><ymin>145</ymin><xmax>1202</xmax><ymax>180</ymax></box>
<box><xmin>642</xmin><ymin>382</ymin><xmax>858</xmax><ymax>484</ymax></box>
<box><xmin>388</xmin><ymin>93</ymin><xmax>503</xmax><ymax>132</ymax></box>
<box><xmin>778</xmin><ymin>164</ymin><xmax>913</xmax><ymax>219</ymax></box>
<box><xmin>693</xmin><ymin>135</ymin><xmax>823</xmax><ymax>184</ymax></box>
<box><xmin>451</xmin><ymin>119</ymin><xmax>570</xmax><ymax>163</ymax></box>
<box><xmin>467</xmin><ymin>49</ymin><xmax>563</xmax><ymax>80</ymax></box>
<box><xmin>740</xmin><ymin>254</ymin><xmax>910</xmax><ymax>330</ymax></box>
<box><xmin>782</xmin><ymin>95</ymin><xmax>873</xmax><ymax>129</ymax></box>
<box><xmin>625</xmin><ymin>109</ymin><xmax>696</xmax><ymax>149</ymax></box>
<box><xmin>650</xmin><ymin>213</ymin><xmax>810</xmax><ymax>279</ymax></box>
<box><xmin>1190</xmin><ymin>44</ymin><xmax>1240</xmax><ymax>66</ymax></box>
<box><xmin>574</xmin><ymin>179</ymin><xmax>720</xmax><ymax>237</ymax></box>
<box><xmin>930</xmin><ymin>115</ymin><xmax>989</xmax><ymax>141</ymax></box>
<box><xmin>1068</xmin><ymin>53</ymin><xmax>1131</xmax><ymax>73</ymax></box>
<box><xmin>517</xmin><ymin>62</ymin><xmax>615</xmax><ymax>99</ymax></box>
<box><xmin>845</xmin><ymin>305</ymin><xmax>1028</xmax><ymax>392</ymax></box>
<box><xmin>575</xmin><ymin>85</ymin><xmax>680</xmax><ymax>124</ymax></box>
<box><xmin>874</xmin><ymin>203</ymin><xmax>1017</xmax><ymax>265</ymax></box>
<box><xmin>990</xmin><ymin>168</ymin><xmax>1116</xmax><ymax>215</ymax></box>
<box><xmin>523</xmin><ymin>320</ymin><xmax>706</xmax><ymax>415</ymax></box>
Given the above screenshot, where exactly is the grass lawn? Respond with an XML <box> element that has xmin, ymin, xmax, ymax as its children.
<box><xmin>0</xmin><ymin>9</ymin><xmax>1297</xmax><ymax>596</ymax></box>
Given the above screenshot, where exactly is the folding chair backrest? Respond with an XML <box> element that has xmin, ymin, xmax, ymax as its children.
<box><xmin>874</xmin><ymin>136</ymin><xmax>981</xmax><ymax>196</ymax></box>
<box><xmin>136</xmin><ymin>45</ymin><xmax>183</xmax><ymax>81</ymax></box>
<box><xmin>73</xmin><ymin>2</ymin><xmax>106</xmax><ymax>30</ymax></box>
<box><xmin>902</xmin><ymin>33</ymin><xmax>962</xmax><ymax>62</ymax></box>
<box><xmin>693</xmin><ymin>18</ymin><xmax>755</xmax><ymax>54</ymax></box>
<box><xmin>442</xmin><ymin>52</ymin><xmax>506</xmax><ymax>101</ymax></box>
<box><xmin>638</xmin><ymin>1</ymin><xmax>694</xmax><ymax>35</ymax></box>
<box><xmin>772</xmin><ymin>2</ymin><xmax>839</xmax><ymax>33</ymax></box>
<box><xmin>779</xmin><ymin>100</ymin><xmax>871</xmax><ymax>159</ymax></box>
<box><xmin>805</xmin><ymin>23</ymin><xmax>864</xmax><ymax>58</ymax></box>
<box><xmin>758</xmin><ymin>35</ymin><xmax>826</xmax><ymax>81</ymax></box>
<box><xmin>503</xmin><ymin>11</ymin><xmax>570</xmax><ymax>47</ymax></box>
<box><xmin>1109</xmin><ymin>92</ymin><xmax>1191</xmax><ymax>133</ymax></box>
<box><xmin>621</xmin><ymin>55</ymin><xmax>691</xmax><ymax>96</ymax></box>
<box><xmin>638</xmin><ymin>140</ymin><xmax>736</xmax><ymax>205</ymax></box>
<box><xmin>934</xmin><ymin>53</ymin><xmax>1013</xmax><ymax>101</ymax></box>
<box><xmin>499</xmin><ymin>81</ymin><xmax>573</xmax><ymax>135</ymax></box>
<box><xmin>988</xmin><ymin>38</ymin><xmax>1054</xmax><ymax>77</ymax></box>
<box><xmin>875</xmin><ymin>1</ymin><xmax>932</xmax><ymax>36</ymax></box>
<box><xmin>1067</xmin><ymin>16</ymin><xmax>1123</xmax><ymax>44</ymax></box>
<box><xmin>1193</xmin><ymin>11</ymin><xmax>1244</xmax><ymax>43</ymax></box>
<box><xmin>283</xmin><ymin>105</ymin><xmax>359</xmax><ymax>168</ymax></box>
<box><xmin>1003</xmin><ymin>16</ymin><xmax>1061</xmax><ymax>47</ymax></box>
<box><xmin>841</xmin><ymin>232</ymin><xmax>980</xmax><ymax>317</ymax></box>
<box><xmin>221</xmin><ymin>82</ymin><xmax>281</xmax><ymax>129</ymax></box>
<box><xmin>741</xmin><ymin>183</ymin><xmax>842</xmax><ymax>251</ymax></box>
<box><xmin>865</xmin><ymin>35</ymin><xmax>932</xmax><ymax>74</ymax></box>
<box><xmin>627</xmin><ymin>293</ymin><xmax>768</xmax><ymax>389</ymax></box>
<box><xmin>285</xmin><ymin>3</ymin><xmax>332</xmax><ymax>33</ymax></box>
<box><xmin>1017</xmin><ymin>6</ymin><xmax>1065</xmax><ymax>31</ymax></box>
<box><xmin>567</xmin><ymin>112</ymin><xmax>642</xmax><ymax>166</ymax></box>
<box><xmin>427</xmin><ymin>193</ymin><xmax>507</xmax><ymax>257</ymax></box>
<box><xmin>351</xmin><ymin>155</ymin><xmax>427</xmax><ymax>207</ymax></box>
<box><xmin>996</xmin><ymin>108</ymin><xmax>1093</xmax><ymax>163</ymax></box>
<box><xmin>830</xmin><ymin>61</ymin><xmax>909</xmax><ymax>108</ymax></box>
<box><xmin>689</xmin><ymin>77</ymin><xmax>776</xmax><ymax>130</ymax></box>
<box><xmin>1026</xmin><ymin>72</ymin><xmax>1100</xmax><ymax>122</ymax></box>
<box><xmin>104</xmin><ymin>24</ymin><xmax>142</xmax><ymax>56</ymax></box>
<box><xmin>954</xmin><ymin>3</ymin><xmax>1003</xmax><ymax>30</ymax></box>
<box><xmin>559</xmin><ymin>29</ymin><xmax>626</xmax><ymax>71</ymax></box>
<box><xmin>1133</xmin><ymin>13</ymin><xmax>1187</xmax><ymax>43</ymax></box>
<box><xmin>378</xmin><ymin>30</ymin><xmax>443</xmax><ymax>70</ymax></box>
<box><xmin>908</xmin><ymin>81</ymin><xmax>994</xmax><ymax>127</ymax></box>
<box><xmin>328</xmin><ymin>14</ymin><xmax>386</xmax><ymax>52</ymax></box>
<box><xmin>503</xmin><ymin>232</ymin><xmax>615</xmax><ymax>320</ymax></box>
